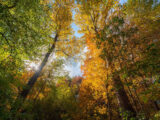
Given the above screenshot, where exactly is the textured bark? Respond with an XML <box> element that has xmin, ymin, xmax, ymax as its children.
<box><xmin>113</xmin><ymin>75</ymin><xmax>136</xmax><ymax>118</ymax></box>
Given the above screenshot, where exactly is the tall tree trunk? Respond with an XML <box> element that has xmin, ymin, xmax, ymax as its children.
<box><xmin>9</xmin><ymin>34</ymin><xmax>58</xmax><ymax>119</ymax></box>
<box><xmin>20</xmin><ymin>33</ymin><xmax>58</xmax><ymax>99</ymax></box>
<box><xmin>118</xmin><ymin>57</ymin><xmax>138</xmax><ymax>114</ymax></box>
<box><xmin>113</xmin><ymin>75</ymin><xmax>136</xmax><ymax>118</ymax></box>
<box><xmin>106</xmin><ymin>85</ymin><xmax>112</xmax><ymax>120</ymax></box>
<box><xmin>141</xmin><ymin>75</ymin><xmax>160</xmax><ymax>111</ymax></box>
<box><xmin>33</xmin><ymin>80</ymin><xmax>47</xmax><ymax>102</ymax></box>
<box><xmin>105</xmin><ymin>59</ymin><xmax>136</xmax><ymax>119</ymax></box>
<box><xmin>124</xmin><ymin>78</ymin><xmax>139</xmax><ymax>113</ymax></box>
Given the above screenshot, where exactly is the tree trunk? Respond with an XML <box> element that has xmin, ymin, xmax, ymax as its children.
<box><xmin>154</xmin><ymin>101</ymin><xmax>160</xmax><ymax>111</ymax></box>
<box><xmin>113</xmin><ymin>75</ymin><xmax>136</xmax><ymax>118</ymax></box>
<box><xmin>106</xmin><ymin>87</ymin><xmax>112</xmax><ymax>120</ymax></box>
<box><xmin>9</xmin><ymin>34</ymin><xmax>58</xmax><ymax>119</ymax></box>
<box><xmin>20</xmin><ymin>34</ymin><xmax>58</xmax><ymax>99</ymax></box>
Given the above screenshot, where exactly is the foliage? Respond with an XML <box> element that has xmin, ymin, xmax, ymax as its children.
<box><xmin>0</xmin><ymin>0</ymin><xmax>160</xmax><ymax>120</ymax></box>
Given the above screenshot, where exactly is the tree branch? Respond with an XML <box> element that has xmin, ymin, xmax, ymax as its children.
<box><xmin>0</xmin><ymin>32</ymin><xmax>10</xmax><ymax>46</ymax></box>
<box><xmin>4</xmin><ymin>0</ymin><xmax>18</xmax><ymax>9</ymax></box>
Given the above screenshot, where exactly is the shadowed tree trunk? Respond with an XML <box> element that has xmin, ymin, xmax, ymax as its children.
<box><xmin>154</xmin><ymin>101</ymin><xmax>160</xmax><ymax>111</ymax></box>
<box><xmin>9</xmin><ymin>34</ymin><xmax>58</xmax><ymax>119</ymax></box>
<box><xmin>90</xmin><ymin>10</ymin><xmax>137</xmax><ymax>119</ymax></box>
<box><xmin>105</xmin><ymin>59</ymin><xmax>136</xmax><ymax>119</ymax></box>
<box><xmin>113</xmin><ymin>75</ymin><xmax>136</xmax><ymax>119</ymax></box>
<box><xmin>106</xmin><ymin>85</ymin><xmax>112</xmax><ymax>120</ymax></box>
<box><xmin>20</xmin><ymin>33</ymin><xmax>58</xmax><ymax>99</ymax></box>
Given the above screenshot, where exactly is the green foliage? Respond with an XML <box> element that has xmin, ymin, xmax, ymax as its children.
<box><xmin>0</xmin><ymin>0</ymin><xmax>53</xmax><ymax>58</ymax></box>
<box><xmin>0</xmin><ymin>0</ymin><xmax>54</xmax><ymax>119</ymax></box>
<box><xmin>0</xmin><ymin>0</ymin><xmax>160</xmax><ymax>120</ymax></box>
<box><xmin>154</xmin><ymin>111</ymin><xmax>160</xmax><ymax>120</ymax></box>
<box><xmin>22</xmin><ymin>78</ymin><xmax>79</xmax><ymax>120</ymax></box>
<box><xmin>120</xmin><ymin>110</ymin><xmax>136</xmax><ymax>120</ymax></box>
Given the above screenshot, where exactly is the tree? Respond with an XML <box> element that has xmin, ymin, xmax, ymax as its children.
<box><xmin>16</xmin><ymin>0</ymin><xmax>73</xmax><ymax>99</ymax></box>
<box><xmin>76</xmin><ymin>0</ymin><xmax>136</xmax><ymax>119</ymax></box>
<box><xmin>79</xmin><ymin>34</ymin><xmax>108</xmax><ymax>120</ymax></box>
<box><xmin>0</xmin><ymin>0</ymin><xmax>52</xmax><ymax>119</ymax></box>
<box><xmin>1</xmin><ymin>0</ymin><xmax>160</xmax><ymax>119</ymax></box>
<box><xmin>9</xmin><ymin>0</ymin><xmax>80</xmax><ymax>118</ymax></box>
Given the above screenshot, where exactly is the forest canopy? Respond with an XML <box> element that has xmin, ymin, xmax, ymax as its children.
<box><xmin>0</xmin><ymin>0</ymin><xmax>160</xmax><ymax>120</ymax></box>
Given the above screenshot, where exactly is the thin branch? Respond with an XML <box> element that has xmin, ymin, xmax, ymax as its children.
<box><xmin>0</xmin><ymin>32</ymin><xmax>10</xmax><ymax>46</ymax></box>
<box><xmin>1</xmin><ymin>0</ymin><xmax>18</xmax><ymax>10</ymax></box>
<box><xmin>90</xmin><ymin>10</ymin><xmax>99</xmax><ymax>34</ymax></box>
<box><xmin>56</xmin><ymin>49</ymin><xmax>72</xmax><ymax>57</ymax></box>
<box><xmin>56</xmin><ymin>39</ymin><xmax>70</xmax><ymax>42</ymax></box>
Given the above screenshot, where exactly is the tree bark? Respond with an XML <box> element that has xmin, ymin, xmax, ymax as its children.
<box><xmin>113</xmin><ymin>75</ymin><xmax>136</xmax><ymax>118</ymax></box>
<box><xmin>106</xmin><ymin>86</ymin><xmax>112</xmax><ymax>120</ymax></box>
<box><xmin>9</xmin><ymin>34</ymin><xmax>58</xmax><ymax>120</ymax></box>
<box><xmin>20</xmin><ymin>34</ymin><xmax>58</xmax><ymax>99</ymax></box>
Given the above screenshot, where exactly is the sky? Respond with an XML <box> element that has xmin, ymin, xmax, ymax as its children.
<box><xmin>63</xmin><ymin>9</ymin><xmax>84</xmax><ymax>78</ymax></box>
<box><xmin>64</xmin><ymin>0</ymin><xmax>127</xmax><ymax>78</ymax></box>
<box><xmin>120</xmin><ymin>0</ymin><xmax>127</xmax><ymax>5</ymax></box>
<box><xmin>64</xmin><ymin>59</ymin><xmax>82</xmax><ymax>77</ymax></box>
<box><xmin>28</xmin><ymin>0</ymin><xmax>127</xmax><ymax>78</ymax></box>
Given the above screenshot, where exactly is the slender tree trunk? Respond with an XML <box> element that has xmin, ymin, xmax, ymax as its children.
<box><xmin>9</xmin><ymin>34</ymin><xmax>58</xmax><ymax>119</ymax></box>
<box><xmin>106</xmin><ymin>87</ymin><xmax>112</xmax><ymax>120</ymax></box>
<box><xmin>141</xmin><ymin>75</ymin><xmax>160</xmax><ymax>111</ymax></box>
<box><xmin>113</xmin><ymin>75</ymin><xmax>136</xmax><ymax>118</ymax></box>
<box><xmin>125</xmin><ymin>78</ymin><xmax>139</xmax><ymax>113</ymax></box>
<box><xmin>20</xmin><ymin>34</ymin><xmax>58</xmax><ymax>99</ymax></box>
<box><xmin>33</xmin><ymin>80</ymin><xmax>47</xmax><ymax>102</ymax></box>
<box><xmin>118</xmin><ymin>57</ymin><xmax>138</xmax><ymax>113</ymax></box>
<box><xmin>105</xmin><ymin>58</ymin><xmax>136</xmax><ymax>119</ymax></box>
